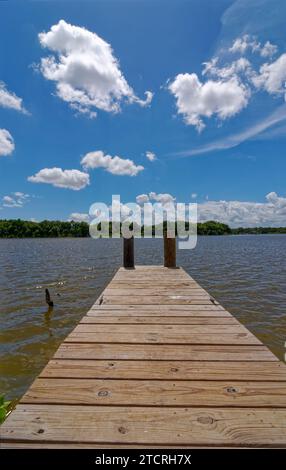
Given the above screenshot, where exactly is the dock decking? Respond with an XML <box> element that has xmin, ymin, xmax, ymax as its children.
<box><xmin>1</xmin><ymin>265</ymin><xmax>286</xmax><ymax>448</ymax></box>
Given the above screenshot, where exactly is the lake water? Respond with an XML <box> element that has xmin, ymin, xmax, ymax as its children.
<box><xmin>1</xmin><ymin>235</ymin><xmax>286</xmax><ymax>400</ymax></box>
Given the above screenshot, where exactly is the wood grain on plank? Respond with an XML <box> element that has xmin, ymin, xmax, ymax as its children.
<box><xmin>104</xmin><ymin>288</ymin><xmax>210</xmax><ymax>296</ymax></box>
<box><xmin>55</xmin><ymin>343</ymin><xmax>277</xmax><ymax>361</ymax></box>
<box><xmin>72</xmin><ymin>324</ymin><xmax>253</xmax><ymax>335</ymax></box>
<box><xmin>0</xmin><ymin>443</ymin><xmax>192</xmax><ymax>449</ymax></box>
<box><xmin>40</xmin><ymin>359</ymin><xmax>286</xmax><ymax>381</ymax></box>
<box><xmin>80</xmin><ymin>316</ymin><xmax>240</xmax><ymax>325</ymax></box>
<box><xmin>90</xmin><ymin>303</ymin><xmax>225</xmax><ymax>310</ymax></box>
<box><xmin>101</xmin><ymin>296</ymin><xmax>217</xmax><ymax>305</ymax></box>
<box><xmin>110</xmin><ymin>281</ymin><xmax>201</xmax><ymax>288</ymax></box>
<box><xmin>22</xmin><ymin>378</ymin><xmax>286</xmax><ymax>407</ymax></box>
<box><xmin>87</xmin><ymin>311</ymin><xmax>229</xmax><ymax>319</ymax></box>
<box><xmin>2</xmin><ymin>405</ymin><xmax>286</xmax><ymax>446</ymax></box>
<box><xmin>66</xmin><ymin>324</ymin><xmax>260</xmax><ymax>345</ymax></box>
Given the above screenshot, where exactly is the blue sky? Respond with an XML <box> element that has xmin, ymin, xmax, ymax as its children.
<box><xmin>1</xmin><ymin>0</ymin><xmax>286</xmax><ymax>226</ymax></box>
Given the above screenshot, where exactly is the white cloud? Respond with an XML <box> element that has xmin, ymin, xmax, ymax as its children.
<box><xmin>149</xmin><ymin>191</ymin><xmax>176</xmax><ymax>205</ymax></box>
<box><xmin>175</xmin><ymin>103</ymin><xmax>286</xmax><ymax>156</ymax></box>
<box><xmin>168</xmin><ymin>73</ymin><xmax>249</xmax><ymax>131</ymax></box>
<box><xmin>203</xmin><ymin>57</ymin><xmax>252</xmax><ymax>80</ymax></box>
<box><xmin>260</xmin><ymin>41</ymin><xmax>278</xmax><ymax>58</ymax></box>
<box><xmin>229</xmin><ymin>35</ymin><xmax>277</xmax><ymax>58</ymax></box>
<box><xmin>28</xmin><ymin>167</ymin><xmax>90</xmax><ymax>190</ymax></box>
<box><xmin>191</xmin><ymin>193</ymin><xmax>197</xmax><ymax>199</ymax></box>
<box><xmin>136</xmin><ymin>194</ymin><xmax>150</xmax><ymax>205</ymax></box>
<box><xmin>229</xmin><ymin>35</ymin><xmax>261</xmax><ymax>55</ymax></box>
<box><xmin>136</xmin><ymin>192</ymin><xmax>175</xmax><ymax>206</ymax></box>
<box><xmin>168</xmin><ymin>32</ymin><xmax>284</xmax><ymax>132</ymax></box>
<box><xmin>69</xmin><ymin>212</ymin><xmax>90</xmax><ymax>222</ymax></box>
<box><xmin>146</xmin><ymin>151</ymin><xmax>156</xmax><ymax>162</ymax></box>
<box><xmin>0</xmin><ymin>129</ymin><xmax>15</xmax><ymax>157</ymax></box>
<box><xmin>0</xmin><ymin>82</ymin><xmax>27</xmax><ymax>113</ymax></box>
<box><xmin>38</xmin><ymin>20</ymin><xmax>153</xmax><ymax>118</ymax></box>
<box><xmin>252</xmin><ymin>53</ymin><xmax>286</xmax><ymax>94</ymax></box>
<box><xmin>81</xmin><ymin>150</ymin><xmax>144</xmax><ymax>176</ymax></box>
<box><xmin>198</xmin><ymin>192</ymin><xmax>286</xmax><ymax>227</ymax></box>
<box><xmin>2</xmin><ymin>192</ymin><xmax>30</xmax><ymax>208</ymax></box>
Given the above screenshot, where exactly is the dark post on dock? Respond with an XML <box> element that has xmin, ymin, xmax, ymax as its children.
<box><xmin>123</xmin><ymin>234</ymin><xmax>176</xmax><ymax>268</ymax></box>
<box><xmin>164</xmin><ymin>233</ymin><xmax>176</xmax><ymax>268</ymax></box>
<box><xmin>123</xmin><ymin>237</ymin><xmax>134</xmax><ymax>268</ymax></box>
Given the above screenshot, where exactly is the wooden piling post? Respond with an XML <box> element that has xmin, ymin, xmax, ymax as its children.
<box><xmin>164</xmin><ymin>233</ymin><xmax>176</xmax><ymax>268</ymax></box>
<box><xmin>123</xmin><ymin>237</ymin><xmax>134</xmax><ymax>268</ymax></box>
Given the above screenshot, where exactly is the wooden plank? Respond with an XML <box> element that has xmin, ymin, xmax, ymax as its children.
<box><xmin>113</xmin><ymin>274</ymin><xmax>191</xmax><ymax>281</ymax></box>
<box><xmin>22</xmin><ymin>378</ymin><xmax>286</xmax><ymax>407</ymax></box>
<box><xmin>55</xmin><ymin>343</ymin><xmax>277</xmax><ymax>361</ymax></box>
<box><xmin>101</xmin><ymin>296</ymin><xmax>221</xmax><ymax>305</ymax></box>
<box><xmin>110</xmin><ymin>281</ymin><xmax>201</xmax><ymax>288</ymax></box>
<box><xmin>0</xmin><ymin>443</ymin><xmax>191</xmax><ymax>449</ymax></box>
<box><xmin>2</xmin><ymin>405</ymin><xmax>286</xmax><ymax>446</ymax></box>
<box><xmin>104</xmin><ymin>288</ymin><xmax>210</xmax><ymax>296</ymax></box>
<box><xmin>87</xmin><ymin>303</ymin><xmax>226</xmax><ymax>316</ymax></box>
<box><xmin>87</xmin><ymin>310</ymin><xmax>229</xmax><ymax>318</ymax></box>
<box><xmin>72</xmin><ymin>324</ymin><xmax>253</xmax><ymax>335</ymax></box>
<box><xmin>80</xmin><ymin>316</ymin><xmax>240</xmax><ymax>325</ymax></box>
<box><xmin>66</xmin><ymin>324</ymin><xmax>260</xmax><ymax>345</ymax></box>
<box><xmin>87</xmin><ymin>311</ymin><xmax>230</xmax><ymax>318</ymax></box>
<box><xmin>40</xmin><ymin>359</ymin><xmax>286</xmax><ymax>381</ymax></box>
<box><xmin>65</xmin><ymin>334</ymin><xmax>260</xmax><ymax>345</ymax></box>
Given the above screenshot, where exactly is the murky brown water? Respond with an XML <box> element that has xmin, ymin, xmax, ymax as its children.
<box><xmin>1</xmin><ymin>236</ymin><xmax>286</xmax><ymax>400</ymax></box>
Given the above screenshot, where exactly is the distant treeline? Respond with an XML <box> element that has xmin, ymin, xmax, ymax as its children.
<box><xmin>231</xmin><ymin>226</ymin><xmax>286</xmax><ymax>234</ymax></box>
<box><xmin>0</xmin><ymin>219</ymin><xmax>89</xmax><ymax>238</ymax></box>
<box><xmin>0</xmin><ymin>219</ymin><xmax>285</xmax><ymax>238</ymax></box>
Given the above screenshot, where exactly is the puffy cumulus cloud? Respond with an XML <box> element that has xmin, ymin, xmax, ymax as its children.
<box><xmin>0</xmin><ymin>82</ymin><xmax>27</xmax><ymax>113</ymax></box>
<box><xmin>69</xmin><ymin>212</ymin><xmax>90</xmax><ymax>222</ymax></box>
<box><xmin>0</xmin><ymin>129</ymin><xmax>15</xmax><ymax>156</ymax></box>
<box><xmin>2</xmin><ymin>192</ymin><xmax>30</xmax><ymax>208</ymax></box>
<box><xmin>145</xmin><ymin>151</ymin><xmax>156</xmax><ymax>162</ymax></box>
<box><xmin>229</xmin><ymin>35</ymin><xmax>277</xmax><ymax>58</ymax></box>
<box><xmin>149</xmin><ymin>192</ymin><xmax>176</xmax><ymax>205</ymax></box>
<box><xmin>168</xmin><ymin>73</ymin><xmax>249</xmax><ymax>131</ymax></box>
<box><xmin>136</xmin><ymin>192</ymin><xmax>175</xmax><ymax>206</ymax></box>
<box><xmin>81</xmin><ymin>150</ymin><xmax>144</xmax><ymax>176</ymax></box>
<box><xmin>170</xmin><ymin>34</ymin><xmax>285</xmax><ymax>132</ymax></box>
<box><xmin>252</xmin><ymin>53</ymin><xmax>286</xmax><ymax>95</ymax></box>
<box><xmin>135</xmin><ymin>192</ymin><xmax>192</xmax><ymax>224</ymax></box>
<box><xmin>28</xmin><ymin>167</ymin><xmax>90</xmax><ymax>190</ymax></box>
<box><xmin>198</xmin><ymin>192</ymin><xmax>286</xmax><ymax>227</ymax></box>
<box><xmin>38</xmin><ymin>20</ymin><xmax>153</xmax><ymax>118</ymax></box>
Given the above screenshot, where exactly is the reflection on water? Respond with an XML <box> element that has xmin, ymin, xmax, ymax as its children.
<box><xmin>0</xmin><ymin>235</ymin><xmax>286</xmax><ymax>400</ymax></box>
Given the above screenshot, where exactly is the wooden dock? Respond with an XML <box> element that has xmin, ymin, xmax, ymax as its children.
<box><xmin>1</xmin><ymin>265</ymin><xmax>286</xmax><ymax>448</ymax></box>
